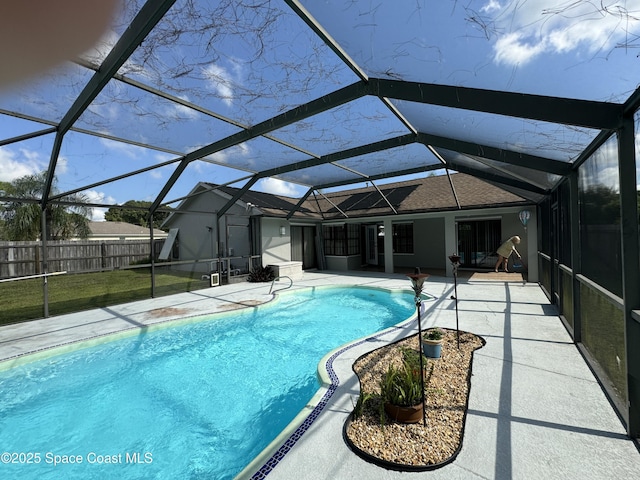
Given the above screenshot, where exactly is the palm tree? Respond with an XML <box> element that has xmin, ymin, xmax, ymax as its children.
<box><xmin>0</xmin><ymin>171</ymin><xmax>92</xmax><ymax>241</ymax></box>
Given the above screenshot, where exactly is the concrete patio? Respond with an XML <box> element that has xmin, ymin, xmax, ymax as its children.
<box><xmin>1</xmin><ymin>271</ymin><xmax>638</xmax><ymax>479</ymax></box>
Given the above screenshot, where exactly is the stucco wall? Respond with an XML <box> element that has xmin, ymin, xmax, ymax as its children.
<box><xmin>164</xmin><ymin>188</ymin><xmax>252</xmax><ymax>273</ymax></box>
<box><xmin>325</xmin><ymin>255</ymin><xmax>360</xmax><ymax>271</ymax></box>
<box><xmin>498</xmin><ymin>209</ymin><xmax>537</xmax><ymax>281</ymax></box>
<box><xmin>393</xmin><ymin>218</ymin><xmax>446</xmax><ymax>270</ymax></box>
<box><xmin>261</xmin><ymin>217</ymin><xmax>291</xmax><ymax>265</ymax></box>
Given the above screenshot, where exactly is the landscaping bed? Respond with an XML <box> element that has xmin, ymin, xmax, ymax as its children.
<box><xmin>345</xmin><ymin>329</ymin><xmax>484</xmax><ymax>470</ymax></box>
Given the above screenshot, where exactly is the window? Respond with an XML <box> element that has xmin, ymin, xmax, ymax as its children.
<box><xmin>323</xmin><ymin>224</ymin><xmax>360</xmax><ymax>256</ymax></box>
<box><xmin>323</xmin><ymin>225</ymin><xmax>344</xmax><ymax>255</ymax></box>
<box><xmin>392</xmin><ymin>223</ymin><xmax>413</xmax><ymax>254</ymax></box>
<box><xmin>346</xmin><ymin>224</ymin><xmax>360</xmax><ymax>255</ymax></box>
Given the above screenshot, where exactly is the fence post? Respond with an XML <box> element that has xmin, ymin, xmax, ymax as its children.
<box><xmin>101</xmin><ymin>242</ymin><xmax>107</xmax><ymax>269</ymax></box>
<box><xmin>7</xmin><ymin>246</ymin><xmax>15</xmax><ymax>277</ymax></box>
<box><xmin>34</xmin><ymin>245</ymin><xmax>40</xmax><ymax>274</ymax></box>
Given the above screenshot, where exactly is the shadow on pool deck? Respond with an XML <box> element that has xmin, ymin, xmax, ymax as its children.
<box><xmin>0</xmin><ymin>271</ymin><xmax>637</xmax><ymax>479</ymax></box>
<box><xmin>239</xmin><ymin>271</ymin><xmax>640</xmax><ymax>480</ymax></box>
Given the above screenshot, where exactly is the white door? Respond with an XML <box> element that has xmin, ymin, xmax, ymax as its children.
<box><xmin>366</xmin><ymin>225</ymin><xmax>378</xmax><ymax>265</ymax></box>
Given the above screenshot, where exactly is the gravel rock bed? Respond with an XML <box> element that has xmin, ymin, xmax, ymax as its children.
<box><xmin>345</xmin><ymin>329</ymin><xmax>484</xmax><ymax>468</ymax></box>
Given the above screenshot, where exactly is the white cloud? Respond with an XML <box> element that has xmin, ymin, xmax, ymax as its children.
<box><xmin>148</xmin><ymin>160</ymin><xmax>176</xmax><ymax>180</ymax></box>
<box><xmin>149</xmin><ymin>169</ymin><xmax>163</xmax><ymax>180</ymax></box>
<box><xmin>203</xmin><ymin>64</ymin><xmax>236</xmax><ymax>106</ymax></box>
<box><xmin>165</xmin><ymin>94</ymin><xmax>200</xmax><ymax>121</ymax></box>
<box><xmin>257</xmin><ymin>178</ymin><xmax>303</xmax><ymax>197</ymax></box>
<box><xmin>98</xmin><ymin>138</ymin><xmax>142</xmax><ymax>159</ymax></box>
<box><xmin>83</xmin><ymin>190</ymin><xmax>117</xmax><ymax>221</ymax></box>
<box><xmin>0</xmin><ymin>146</ymin><xmax>47</xmax><ymax>182</ymax></box>
<box><xmin>481</xmin><ymin>1</ymin><xmax>501</xmax><ymax>14</ymax></box>
<box><xmin>85</xmin><ymin>101</ymin><xmax>121</xmax><ymax>132</ymax></box>
<box><xmin>146</xmin><ymin>153</ymin><xmax>177</xmax><ymax>180</ymax></box>
<box><xmin>79</xmin><ymin>30</ymin><xmax>119</xmax><ymax>67</ymax></box>
<box><xmin>90</xmin><ymin>208</ymin><xmax>107</xmax><ymax>222</ymax></box>
<box><xmin>490</xmin><ymin>0</ymin><xmax>640</xmax><ymax>66</ymax></box>
<box><xmin>595</xmin><ymin>166</ymin><xmax>620</xmax><ymax>190</ymax></box>
<box><xmin>494</xmin><ymin>32</ymin><xmax>547</xmax><ymax>66</ymax></box>
<box><xmin>201</xmin><ymin>142</ymin><xmax>251</xmax><ymax>166</ymax></box>
<box><xmin>55</xmin><ymin>156</ymin><xmax>68</xmax><ymax>174</ymax></box>
<box><xmin>84</xmin><ymin>189</ymin><xmax>115</xmax><ymax>204</ymax></box>
<box><xmin>155</xmin><ymin>152</ymin><xmax>175</xmax><ymax>162</ymax></box>
<box><xmin>171</xmin><ymin>102</ymin><xmax>200</xmax><ymax>120</ymax></box>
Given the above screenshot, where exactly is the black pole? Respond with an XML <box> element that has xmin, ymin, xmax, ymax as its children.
<box><xmin>449</xmin><ymin>254</ymin><xmax>461</xmax><ymax>349</ymax></box>
<box><xmin>407</xmin><ymin>267</ymin><xmax>428</xmax><ymax>427</ymax></box>
<box><xmin>416</xmin><ymin>297</ymin><xmax>426</xmax><ymax>426</ymax></box>
<box><xmin>453</xmin><ymin>268</ymin><xmax>460</xmax><ymax>349</ymax></box>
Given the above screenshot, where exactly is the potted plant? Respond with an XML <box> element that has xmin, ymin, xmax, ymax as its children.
<box><xmin>380</xmin><ymin>349</ymin><xmax>427</xmax><ymax>423</ymax></box>
<box><xmin>422</xmin><ymin>327</ymin><xmax>444</xmax><ymax>359</ymax></box>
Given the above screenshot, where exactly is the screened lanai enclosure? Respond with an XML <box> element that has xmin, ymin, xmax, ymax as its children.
<box><xmin>0</xmin><ymin>0</ymin><xmax>639</xmax><ymax>438</ymax></box>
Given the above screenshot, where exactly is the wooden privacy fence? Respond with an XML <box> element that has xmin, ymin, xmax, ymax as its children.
<box><xmin>0</xmin><ymin>240</ymin><xmax>160</xmax><ymax>279</ymax></box>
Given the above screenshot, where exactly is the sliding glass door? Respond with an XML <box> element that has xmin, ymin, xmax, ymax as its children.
<box><xmin>457</xmin><ymin>220</ymin><xmax>501</xmax><ymax>268</ymax></box>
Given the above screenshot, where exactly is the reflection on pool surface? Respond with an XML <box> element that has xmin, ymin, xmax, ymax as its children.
<box><xmin>0</xmin><ymin>286</ymin><xmax>417</xmax><ymax>479</ymax></box>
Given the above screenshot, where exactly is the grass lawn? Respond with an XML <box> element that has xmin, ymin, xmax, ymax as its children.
<box><xmin>0</xmin><ymin>268</ymin><xmax>207</xmax><ymax>326</ymax></box>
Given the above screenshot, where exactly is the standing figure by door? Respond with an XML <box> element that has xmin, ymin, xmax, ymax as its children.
<box><xmin>494</xmin><ymin>236</ymin><xmax>521</xmax><ymax>273</ymax></box>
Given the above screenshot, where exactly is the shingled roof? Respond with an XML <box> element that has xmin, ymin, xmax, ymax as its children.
<box><xmin>310</xmin><ymin>173</ymin><xmax>528</xmax><ymax>218</ymax></box>
<box><xmin>212</xmin><ymin>173</ymin><xmax>528</xmax><ymax>219</ymax></box>
<box><xmin>211</xmin><ymin>185</ymin><xmax>320</xmax><ymax>219</ymax></box>
<box><xmin>88</xmin><ymin>221</ymin><xmax>167</xmax><ymax>237</ymax></box>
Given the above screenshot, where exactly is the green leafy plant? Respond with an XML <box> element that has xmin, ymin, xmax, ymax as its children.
<box><xmin>400</xmin><ymin>346</ymin><xmax>426</xmax><ymax>371</ymax></box>
<box><xmin>247</xmin><ymin>265</ymin><xmax>275</xmax><ymax>283</ymax></box>
<box><xmin>380</xmin><ymin>356</ymin><xmax>426</xmax><ymax>407</ymax></box>
<box><xmin>424</xmin><ymin>327</ymin><xmax>444</xmax><ymax>341</ymax></box>
<box><xmin>352</xmin><ymin>392</ymin><xmax>375</xmax><ymax>419</ymax></box>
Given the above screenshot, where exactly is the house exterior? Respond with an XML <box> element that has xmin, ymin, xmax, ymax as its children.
<box><xmin>162</xmin><ymin>173</ymin><xmax>538</xmax><ymax>281</ymax></box>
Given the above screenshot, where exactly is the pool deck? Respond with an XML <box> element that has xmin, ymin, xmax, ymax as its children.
<box><xmin>1</xmin><ymin>270</ymin><xmax>639</xmax><ymax>479</ymax></box>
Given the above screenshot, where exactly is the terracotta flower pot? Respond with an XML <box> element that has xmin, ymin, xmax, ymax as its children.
<box><xmin>384</xmin><ymin>401</ymin><xmax>424</xmax><ymax>423</ymax></box>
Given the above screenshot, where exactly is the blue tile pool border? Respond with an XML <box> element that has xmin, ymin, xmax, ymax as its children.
<box><xmin>249</xmin><ymin>319</ymin><xmax>415</xmax><ymax>479</ymax></box>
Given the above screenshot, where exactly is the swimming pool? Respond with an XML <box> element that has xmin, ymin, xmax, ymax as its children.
<box><xmin>0</xmin><ymin>286</ymin><xmax>417</xmax><ymax>479</ymax></box>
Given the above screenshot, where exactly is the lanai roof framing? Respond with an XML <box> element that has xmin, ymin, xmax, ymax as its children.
<box><xmin>0</xmin><ymin>0</ymin><xmax>637</xmax><ymax>222</ymax></box>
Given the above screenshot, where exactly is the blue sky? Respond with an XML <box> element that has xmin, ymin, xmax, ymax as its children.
<box><xmin>1</xmin><ymin>0</ymin><xmax>640</xmax><ymax>221</ymax></box>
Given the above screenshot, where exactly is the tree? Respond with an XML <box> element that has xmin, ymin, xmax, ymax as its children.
<box><xmin>0</xmin><ymin>180</ymin><xmax>11</xmax><ymax>238</ymax></box>
<box><xmin>0</xmin><ymin>171</ymin><xmax>92</xmax><ymax>241</ymax></box>
<box><xmin>580</xmin><ymin>185</ymin><xmax>621</xmax><ymax>225</ymax></box>
<box><xmin>104</xmin><ymin>200</ymin><xmax>171</xmax><ymax>230</ymax></box>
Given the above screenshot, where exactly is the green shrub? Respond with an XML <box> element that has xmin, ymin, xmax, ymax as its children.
<box><xmin>247</xmin><ymin>265</ymin><xmax>275</xmax><ymax>283</ymax></box>
<box><xmin>424</xmin><ymin>327</ymin><xmax>444</xmax><ymax>341</ymax></box>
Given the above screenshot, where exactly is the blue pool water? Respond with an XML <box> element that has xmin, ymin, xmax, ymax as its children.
<box><xmin>0</xmin><ymin>286</ymin><xmax>416</xmax><ymax>479</ymax></box>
